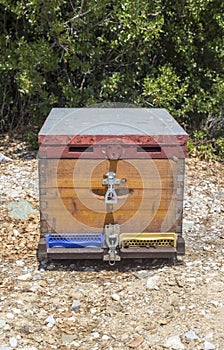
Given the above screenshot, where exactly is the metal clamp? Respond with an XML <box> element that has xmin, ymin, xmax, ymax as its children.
<box><xmin>102</xmin><ymin>172</ymin><xmax>121</xmax><ymax>204</ymax></box>
<box><xmin>104</xmin><ymin>224</ymin><xmax>120</xmax><ymax>265</ymax></box>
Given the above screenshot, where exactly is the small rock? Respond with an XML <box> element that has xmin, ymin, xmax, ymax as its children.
<box><xmin>165</xmin><ymin>335</ymin><xmax>185</xmax><ymax>349</ymax></box>
<box><xmin>19</xmin><ymin>326</ymin><xmax>30</xmax><ymax>334</ymax></box>
<box><xmin>0</xmin><ymin>153</ymin><xmax>12</xmax><ymax>163</ymax></box>
<box><xmin>183</xmin><ymin>219</ymin><xmax>194</xmax><ymax>230</ymax></box>
<box><xmin>0</xmin><ymin>346</ymin><xmax>13</xmax><ymax>350</ymax></box>
<box><xmin>185</xmin><ymin>330</ymin><xmax>198</xmax><ymax>341</ymax></box>
<box><xmin>186</xmin><ymin>277</ymin><xmax>196</xmax><ymax>283</ymax></box>
<box><xmin>127</xmin><ymin>335</ymin><xmax>144</xmax><ymax>348</ymax></box>
<box><xmin>6</xmin><ymin>313</ymin><xmax>14</xmax><ymax>320</ymax></box>
<box><xmin>71</xmin><ymin>342</ymin><xmax>80</xmax><ymax>348</ymax></box>
<box><xmin>102</xmin><ymin>335</ymin><xmax>110</xmax><ymax>341</ymax></box>
<box><xmin>16</xmin><ymin>260</ymin><xmax>25</xmax><ymax>267</ymax></box>
<box><xmin>157</xmin><ymin>319</ymin><xmax>168</xmax><ymax>325</ymax></box>
<box><xmin>29</xmin><ymin>284</ymin><xmax>40</xmax><ymax>292</ymax></box>
<box><xmin>71</xmin><ymin>300</ymin><xmax>81</xmax><ymax>311</ymax></box>
<box><xmin>17</xmin><ymin>273</ymin><xmax>32</xmax><ymax>281</ymax></box>
<box><xmin>146</xmin><ymin>275</ymin><xmax>160</xmax><ymax>290</ymax></box>
<box><xmin>204</xmin><ymin>341</ymin><xmax>216</xmax><ymax>350</ymax></box>
<box><xmin>90</xmin><ymin>308</ymin><xmax>97</xmax><ymax>314</ymax></box>
<box><xmin>45</xmin><ymin>315</ymin><xmax>55</xmax><ymax>327</ymax></box>
<box><xmin>188</xmin><ymin>304</ymin><xmax>195</xmax><ymax>310</ymax></box>
<box><xmin>211</xmin><ymin>300</ymin><xmax>222</xmax><ymax>307</ymax></box>
<box><xmin>203</xmin><ymin>246</ymin><xmax>212</xmax><ymax>251</ymax></box>
<box><xmin>0</xmin><ymin>320</ymin><xmax>7</xmax><ymax>328</ymax></box>
<box><xmin>9</xmin><ymin>338</ymin><xmax>17</xmax><ymax>348</ymax></box>
<box><xmin>193</xmin><ymin>260</ymin><xmax>202</xmax><ymax>266</ymax></box>
<box><xmin>135</xmin><ymin>270</ymin><xmax>152</xmax><ymax>279</ymax></box>
<box><xmin>61</xmin><ymin>334</ymin><xmax>75</xmax><ymax>344</ymax></box>
<box><xmin>179</xmin><ymin>306</ymin><xmax>186</xmax><ymax>312</ymax></box>
<box><xmin>13</xmin><ymin>229</ymin><xmax>19</xmax><ymax>237</ymax></box>
<box><xmin>7</xmin><ymin>200</ymin><xmax>38</xmax><ymax>220</ymax></box>
<box><xmin>147</xmin><ymin>309</ymin><xmax>154</xmax><ymax>315</ymax></box>
<box><xmin>111</xmin><ymin>293</ymin><xmax>120</xmax><ymax>302</ymax></box>
<box><xmin>91</xmin><ymin>332</ymin><xmax>100</xmax><ymax>339</ymax></box>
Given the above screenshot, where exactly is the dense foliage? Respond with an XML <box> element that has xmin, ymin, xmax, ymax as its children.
<box><xmin>0</xmin><ymin>0</ymin><xmax>223</xmax><ymax>157</ymax></box>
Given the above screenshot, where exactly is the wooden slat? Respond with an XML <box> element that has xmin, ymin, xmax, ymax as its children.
<box><xmin>40</xmin><ymin>196</ymin><xmax>176</xmax><ymax>211</ymax></box>
<box><xmin>39</xmin><ymin>159</ymin><xmax>182</xmax><ymax>189</ymax></box>
<box><xmin>54</xmin><ymin>177</ymin><xmax>174</xmax><ymax>189</ymax></box>
<box><xmin>39</xmin><ymin>158</ymin><xmax>180</xmax><ymax>173</ymax></box>
<box><xmin>40</xmin><ymin>207</ymin><xmax>176</xmax><ymax>233</ymax></box>
<box><xmin>40</xmin><ymin>187</ymin><xmax>176</xmax><ymax>200</ymax></box>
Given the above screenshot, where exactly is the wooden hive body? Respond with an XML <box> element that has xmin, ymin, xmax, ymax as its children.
<box><xmin>37</xmin><ymin>108</ymin><xmax>188</xmax><ymax>262</ymax></box>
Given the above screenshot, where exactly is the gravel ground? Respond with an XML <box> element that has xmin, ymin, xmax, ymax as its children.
<box><xmin>0</xmin><ymin>136</ymin><xmax>224</xmax><ymax>350</ymax></box>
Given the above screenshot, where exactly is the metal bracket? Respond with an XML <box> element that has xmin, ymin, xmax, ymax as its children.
<box><xmin>102</xmin><ymin>172</ymin><xmax>121</xmax><ymax>204</ymax></box>
<box><xmin>102</xmin><ymin>172</ymin><xmax>121</xmax><ymax>186</ymax></box>
<box><xmin>104</xmin><ymin>224</ymin><xmax>121</xmax><ymax>265</ymax></box>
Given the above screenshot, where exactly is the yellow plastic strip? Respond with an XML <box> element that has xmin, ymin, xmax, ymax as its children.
<box><xmin>120</xmin><ymin>233</ymin><xmax>177</xmax><ymax>248</ymax></box>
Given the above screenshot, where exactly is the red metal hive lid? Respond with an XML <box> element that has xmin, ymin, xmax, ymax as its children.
<box><xmin>38</xmin><ymin>108</ymin><xmax>188</xmax><ymax>159</ymax></box>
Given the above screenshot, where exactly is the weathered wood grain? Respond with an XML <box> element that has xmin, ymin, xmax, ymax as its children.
<box><xmin>39</xmin><ymin>158</ymin><xmax>184</xmax><ymax>234</ymax></box>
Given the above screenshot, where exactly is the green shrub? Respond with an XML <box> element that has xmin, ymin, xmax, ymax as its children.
<box><xmin>0</xmin><ymin>0</ymin><xmax>223</xmax><ymax>158</ymax></box>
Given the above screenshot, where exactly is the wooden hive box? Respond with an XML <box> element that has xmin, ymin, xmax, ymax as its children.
<box><xmin>37</xmin><ymin>108</ymin><xmax>188</xmax><ymax>264</ymax></box>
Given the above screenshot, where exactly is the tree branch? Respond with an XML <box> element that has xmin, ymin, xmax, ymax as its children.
<box><xmin>65</xmin><ymin>0</ymin><xmax>92</xmax><ymax>24</ymax></box>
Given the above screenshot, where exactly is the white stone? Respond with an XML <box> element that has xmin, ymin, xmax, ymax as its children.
<box><xmin>185</xmin><ymin>330</ymin><xmax>198</xmax><ymax>341</ymax></box>
<box><xmin>0</xmin><ymin>153</ymin><xmax>12</xmax><ymax>163</ymax></box>
<box><xmin>204</xmin><ymin>341</ymin><xmax>216</xmax><ymax>350</ymax></box>
<box><xmin>6</xmin><ymin>313</ymin><xmax>14</xmax><ymax>320</ymax></box>
<box><xmin>111</xmin><ymin>293</ymin><xmax>120</xmax><ymax>302</ymax></box>
<box><xmin>165</xmin><ymin>335</ymin><xmax>185</xmax><ymax>349</ymax></box>
<box><xmin>71</xmin><ymin>342</ymin><xmax>80</xmax><ymax>348</ymax></box>
<box><xmin>71</xmin><ymin>300</ymin><xmax>81</xmax><ymax>311</ymax></box>
<box><xmin>211</xmin><ymin>300</ymin><xmax>222</xmax><ymax>307</ymax></box>
<box><xmin>183</xmin><ymin>219</ymin><xmax>194</xmax><ymax>230</ymax></box>
<box><xmin>147</xmin><ymin>309</ymin><xmax>154</xmax><ymax>315</ymax></box>
<box><xmin>91</xmin><ymin>331</ymin><xmax>100</xmax><ymax>339</ymax></box>
<box><xmin>9</xmin><ymin>338</ymin><xmax>17</xmax><ymax>348</ymax></box>
<box><xmin>45</xmin><ymin>315</ymin><xmax>55</xmax><ymax>326</ymax></box>
<box><xmin>16</xmin><ymin>260</ymin><xmax>25</xmax><ymax>266</ymax></box>
<box><xmin>29</xmin><ymin>284</ymin><xmax>40</xmax><ymax>292</ymax></box>
<box><xmin>12</xmin><ymin>308</ymin><xmax>21</xmax><ymax>315</ymax></box>
<box><xmin>90</xmin><ymin>308</ymin><xmax>97</xmax><ymax>314</ymax></box>
<box><xmin>17</xmin><ymin>273</ymin><xmax>32</xmax><ymax>281</ymax></box>
<box><xmin>146</xmin><ymin>275</ymin><xmax>160</xmax><ymax>290</ymax></box>
<box><xmin>179</xmin><ymin>306</ymin><xmax>186</xmax><ymax>312</ymax></box>
<box><xmin>13</xmin><ymin>229</ymin><xmax>19</xmax><ymax>237</ymax></box>
<box><xmin>102</xmin><ymin>335</ymin><xmax>110</xmax><ymax>340</ymax></box>
<box><xmin>0</xmin><ymin>319</ymin><xmax>7</xmax><ymax>328</ymax></box>
<box><xmin>194</xmin><ymin>260</ymin><xmax>202</xmax><ymax>266</ymax></box>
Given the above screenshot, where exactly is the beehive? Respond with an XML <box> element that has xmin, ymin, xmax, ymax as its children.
<box><xmin>37</xmin><ymin>108</ymin><xmax>188</xmax><ymax>264</ymax></box>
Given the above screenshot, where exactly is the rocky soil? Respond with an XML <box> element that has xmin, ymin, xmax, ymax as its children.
<box><xmin>0</xmin><ymin>135</ymin><xmax>224</xmax><ymax>350</ymax></box>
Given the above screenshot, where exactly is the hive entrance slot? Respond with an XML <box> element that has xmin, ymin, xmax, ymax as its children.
<box><xmin>120</xmin><ymin>233</ymin><xmax>177</xmax><ymax>248</ymax></box>
<box><xmin>46</xmin><ymin>233</ymin><xmax>104</xmax><ymax>248</ymax></box>
<box><xmin>137</xmin><ymin>146</ymin><xmax>161</xmax><ymax>153</ymax></box>
<box><xmin>69</xmin><ymin>146</ymin><xmax>93</xmax><ymax>152</ymax></box>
